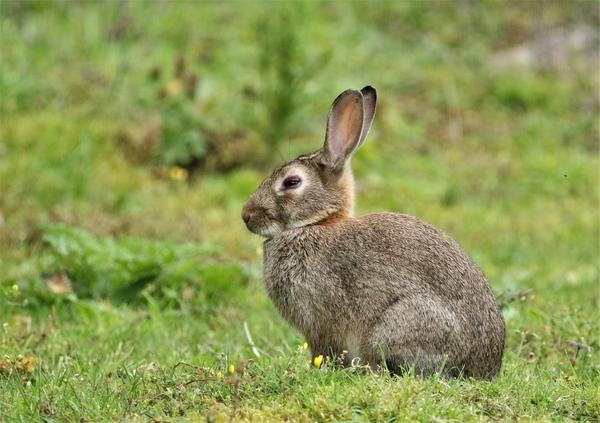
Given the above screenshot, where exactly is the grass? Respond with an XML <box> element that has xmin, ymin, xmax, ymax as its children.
<box><xmin>1</xmin><ymin>1</ymin><xmax>599</xmax><ymax>421</ymax></box>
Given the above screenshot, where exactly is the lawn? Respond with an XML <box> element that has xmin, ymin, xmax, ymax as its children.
<box><xmin>0</xmin><ymin>1</ymin><xmax>598</xmax><ymax>421</ymax></box>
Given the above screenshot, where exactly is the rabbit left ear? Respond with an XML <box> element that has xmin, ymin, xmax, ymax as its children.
<box><xmin>323</xmin><ymin>89</ymin><xmax>364</xmax><ymax>169</ymax></box>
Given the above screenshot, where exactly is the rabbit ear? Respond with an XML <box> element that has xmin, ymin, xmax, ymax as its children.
<box><xmin>323</xmin><ymin>89</ymin><xmax>364</xmax><ymax>169</ymax></box>
<box><xmin>357</xmin><ymin>85</ymin><xmax>377</xmax><ymax>148</ymax></box>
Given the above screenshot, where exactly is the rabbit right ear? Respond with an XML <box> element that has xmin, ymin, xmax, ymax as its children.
<box><xmin>357</xmin><ymin>85</ymin><xmax>377</xmax><ymax>148</ymax></box>
<box><xmin>323</xmin><ymin>89</ymin><xmax>364</xmax><ymax>169</ymax></box>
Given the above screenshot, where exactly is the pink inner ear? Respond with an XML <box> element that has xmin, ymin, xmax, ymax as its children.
<box><xmin>327</xmin><ymin>94</ymin><xmax>363</xmax><ymax>165</ymax></box>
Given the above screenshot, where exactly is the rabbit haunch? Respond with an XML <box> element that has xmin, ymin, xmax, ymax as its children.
<box><xmin>242</xmin><ymin>86</ymin><xmax>505</xmax><ymax>378</ymax></box>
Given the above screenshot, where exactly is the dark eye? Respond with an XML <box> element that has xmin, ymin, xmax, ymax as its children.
<box><xmin>282</xmin><ymin>175</ymin><xmax>302</xmax><ymax>189</ymax></box>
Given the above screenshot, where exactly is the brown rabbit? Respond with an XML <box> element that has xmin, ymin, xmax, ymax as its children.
<box><xmin>242</xmin><ymin>86</ymin><xmax>505</xmax><ymax>378</ymax></box>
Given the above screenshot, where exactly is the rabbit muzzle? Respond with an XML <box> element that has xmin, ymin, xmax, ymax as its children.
<box><xmin>241</xmin><ymin>200</ymin><xmax>283</xmax><ymax>238</ymax></box>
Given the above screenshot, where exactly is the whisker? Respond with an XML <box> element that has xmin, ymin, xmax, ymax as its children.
<box><xmin>274</xmin><ymin>142</ymin><xmax>286</xmax><ymax>163</ymax></box>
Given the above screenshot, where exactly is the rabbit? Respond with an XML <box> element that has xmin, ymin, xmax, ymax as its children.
<box><xmin>242</xmin><ymin>86</ymin><xmax>505</xmax><ymax>379</ymax></box>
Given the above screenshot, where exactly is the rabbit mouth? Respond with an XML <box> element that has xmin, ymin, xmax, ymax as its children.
<box><xmin>257</xmin><ymin>223</ymin><xmax>283</xmax><ymax>238</ymax></box>
<box><xmin>250</xmin><ymin>221</ymin><xmax>283</xmax><ymax>238</ymax></box>
<box><xmin>245</xmin><ymin>215</ymin><xmax>284</xmax><ymax>238</ymax></box>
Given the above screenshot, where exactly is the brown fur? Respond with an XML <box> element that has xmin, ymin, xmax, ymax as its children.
<box><xmin>242</xmin><ymin>87</ymin><xmax>505</xmax><ymax>378</ymax></box>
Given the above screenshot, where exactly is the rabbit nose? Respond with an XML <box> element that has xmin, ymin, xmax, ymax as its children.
<box><xmin>242</xmin><ymin>210</ymin><xmax>251</xmax><ymax>225</ymax></box>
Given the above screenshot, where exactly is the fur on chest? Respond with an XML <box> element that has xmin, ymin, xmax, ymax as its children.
<box><xmin>262</xmin><ymin>233</ymin><xmax>340</xmax><ymax>332</ymax></box>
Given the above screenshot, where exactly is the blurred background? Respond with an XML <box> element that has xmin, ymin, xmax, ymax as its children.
<box><xmin>0</xmin><ymin>1</ymin><xmax>598</xmax><ymax>418</ymax></box>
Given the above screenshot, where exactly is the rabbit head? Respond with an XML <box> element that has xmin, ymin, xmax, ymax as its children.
<box><xmin>242</xmin><ymin>86</ymin><xmax>377</xmax><ymax>238</ymax></box>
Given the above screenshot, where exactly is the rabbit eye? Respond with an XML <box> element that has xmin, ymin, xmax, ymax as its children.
<box><xmin>282</xmin><ymin>175</ymin><xmax>302</xmax><ymax>190</ymax></box>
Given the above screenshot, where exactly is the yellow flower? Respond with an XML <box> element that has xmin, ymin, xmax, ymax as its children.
<box><xmin>216</xmin><ymin>371</ymin><xmax>223</xmax><ymax>380</ymax></box>
<box><xmin>165</xmin><ymin>79</ymin><xmax>183</xmax><ymax>97</ymax></box>
<box><xmin>313</xmin><ymin>355</ymin><xmax>323</xmax><ymax>368</ymax></box>
<box><xmin>228</xmin><ymin>364</ymin><xmax>235</xmax><ymax>375</ymax></box>
<box><xmin>256</xmin><ymin>244</ymin><xmax>263</xmax><ymax>257</ymax></box>
<box><xmin>303</xmin><ymin>342</ymin><xmax>308</xmax><ymax>350</ymax></box>
<box><xmin>169</xmin><ymin>166</ymin><xmax>188</xmax><ymax>182</ymax></box>
<box><xmin>11</xmin><ymin>284</ymin><xmax>19</xmax><ymax>292</ymax></box>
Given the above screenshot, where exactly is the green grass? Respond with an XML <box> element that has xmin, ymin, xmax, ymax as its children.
<box><xmin>1</xmin><ymin>1</ymin><xmax>599</xmax><ymax>421</ymax></box>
